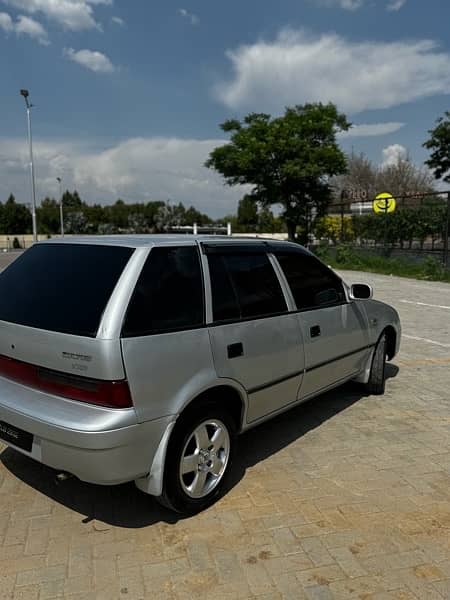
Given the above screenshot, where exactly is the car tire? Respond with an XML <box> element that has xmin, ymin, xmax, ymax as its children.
<box><xmin>366</xmin><ymin>332</ymin><xmax>387</xmax><ymax>395</ymax></box>
<box><xmin>157</xmin><ymin>402</ymin><xmax>237</xmax><ymax>515</ymax></box>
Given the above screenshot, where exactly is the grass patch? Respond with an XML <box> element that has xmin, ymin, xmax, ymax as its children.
<box><xmin>314</xmin><ymin>245</ymin><xmax>450</xmax><ymax>283</ymax></box>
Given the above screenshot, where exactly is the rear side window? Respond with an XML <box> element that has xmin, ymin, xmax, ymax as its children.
<box><xmin>208</xmin><ymin>253</ymin><xmax>287</xmax><ymax>321</ymax></box>
<box><xmin>122</xmin><ymin>246</ymin><xmax>204</xmax><ymax>336</ymax></box>
<box><xmin>276</xmin><ymin>253</ymin><xmax>345</xmax><ymax>310</ymax></box>
<box><xmin>0</xmin><ymin>244</ymin><xmax>134</xmax><ymax>337</ymax></box>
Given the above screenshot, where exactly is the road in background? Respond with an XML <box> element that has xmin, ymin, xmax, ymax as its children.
<box><xmin>0</xmin><ymin>251</ymin><xmax>23</xmax><ymax>271</ymax></box>
<box><xmin>339</xmin><ymin>270</ymin><xmax>450</xmax><ymax>360</ymax></box>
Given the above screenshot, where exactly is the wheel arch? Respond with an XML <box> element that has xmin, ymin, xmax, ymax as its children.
<box><xmin>135</xmin><ymin>381</ymin><xmax>247</xmax><ymax>497</ymax></box>
<box><xmin>384</xmin><ymin>325</ymin><xmax>397</xmax><ymax>360</ymax></box>
<box><xmin>178</xmin><ymin>384</ymin><xmax>246</xmax><ymax>432</ymax></box>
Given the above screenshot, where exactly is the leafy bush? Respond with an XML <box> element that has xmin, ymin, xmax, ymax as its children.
<box><xmin>313</xmin><ymin>245</ymin><xmax>450</xmax><ymax>283</ymax></box>
<box><xmin>421</xmin><ymin>256</ymin><xmax>447</xmax><ymax>280</ymax></box>
<box><xmin>335</xmin><ymin>245</ymin><xmax>362</xmax><ymax>267</ymax></box>
<box><xmin>314</xmin><ymin>242</ymin><xmax>331</xmax><ymax>262</ymax></box>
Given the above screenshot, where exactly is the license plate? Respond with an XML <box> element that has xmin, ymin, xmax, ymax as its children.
<box><xmin>0</xmin><ymin>421</ymin><xmax>33</xmax><ymax>452</ymax></box>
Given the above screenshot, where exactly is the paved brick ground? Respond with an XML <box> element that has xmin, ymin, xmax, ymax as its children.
<box><xmin>0</xmin><ymin>251</ymin><xmax>23</xmax><ymax>271</ymax></box>
<box><xmin>1</xmin><ymin>270</ymin><xmax>450</xmax><ymax>599</ymax></box>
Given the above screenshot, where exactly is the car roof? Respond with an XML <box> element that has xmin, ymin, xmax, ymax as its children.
<box><xmin>39</xmin><ymin>235</ymin><xmax>309</xmax><ymax>252</ymax></box>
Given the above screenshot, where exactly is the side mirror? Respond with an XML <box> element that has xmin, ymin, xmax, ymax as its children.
<box><xmin>350</xmin><ymin>283</ymin><xmax>373</xmax><ymax>300</ymax></box>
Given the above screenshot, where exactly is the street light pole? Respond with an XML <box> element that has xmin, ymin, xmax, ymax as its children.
<box><xmin>56</xmin><ymin>177</ymin><xmax>64</xmax><ymax>237</ymax></box>
<box><xmin>20</xmin><ymin>89</ymin><xmax>37</xmax><ymax>243</ymax></box>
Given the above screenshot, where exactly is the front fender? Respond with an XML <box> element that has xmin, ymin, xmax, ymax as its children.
<box><xmin>353</xmin><ymin>299</ymin><xmax>401</xmax><ymax>384</ymax></box>
<box><xmin>363</xmin><ymin>299</ymin><xmax>401</xmax><ymax>355</ymax></box>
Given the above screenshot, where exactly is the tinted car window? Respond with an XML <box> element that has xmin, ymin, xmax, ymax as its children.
<box><xmin>207</xmin><ymin>255</ymin><xmax>240</xmax><ymax>322</ymax></box>
<box><xmin>0</xmin><ymin>244</ymin><xmax>134</xmax><ymax>337</ymax></box>
<box><xmin>122</xmin><ymin>246</ymin><xmax>204</xmax><ymax>336</ymax></box>
<box><xmin>208</xmin><ymin>253</ymin><xmax>287</xmax><ymax>321</ymax></box>
<box><xmin>276</xmin><ymin>253</ymin><xmax>345</xmax><ymax>310</ymax></box>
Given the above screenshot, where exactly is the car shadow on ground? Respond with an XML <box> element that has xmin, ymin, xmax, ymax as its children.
<box><xmin>0</xmin><ymin>364</ymin><xmax>399</xmax><ymax>528</ymax></box>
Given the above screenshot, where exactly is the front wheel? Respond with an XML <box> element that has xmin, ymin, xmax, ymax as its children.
<box><xmin>158</xmin><ymin>403</ymin><xmax>236</xmax><ymax>515</ymax></box>
<box><xmin>366</xmin><ymin>333</ymin><xmax>387</xmax><ymax>395</ymax></box>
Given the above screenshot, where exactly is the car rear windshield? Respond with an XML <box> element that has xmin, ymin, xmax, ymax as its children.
<box><xmin>0</xmin><ymin>243</ymin><xmax>134</xmax><ymax>337</ymax></box>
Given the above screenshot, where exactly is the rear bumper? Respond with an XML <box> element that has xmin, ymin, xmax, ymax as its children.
<box><xmin>0</xmin><ymin>376</ymin><xmax>173</xmax><ymax>485</ymax></box>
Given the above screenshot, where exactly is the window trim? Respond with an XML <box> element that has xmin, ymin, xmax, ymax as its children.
<box><xmin>201</xmin><ymin>242</ymin><xmax>267</xmax><ymax>255</ymax></box>
<box><xmin>120</xmin><ymin>244</ymin><xmax>206</xmax><ymax>339</ymax></box>
<box><xmin>119</xmin><ymin>243</ymin><xmax>353</xmax><ymax>338</ymax></box>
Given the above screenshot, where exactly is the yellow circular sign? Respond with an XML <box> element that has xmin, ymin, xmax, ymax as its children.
<box><xmin>373</xmin><ymin>192</ymin><xmax>396</xmax><ymax>214</ymax></box>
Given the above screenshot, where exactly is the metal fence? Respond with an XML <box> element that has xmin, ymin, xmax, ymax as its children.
<box><xmin>322</xmin><ymin>190</ymin><xmax>450</xmax><ymax>268</ymax></box>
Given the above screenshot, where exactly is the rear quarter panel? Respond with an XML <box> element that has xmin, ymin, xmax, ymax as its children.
<box><xmin>122</xmin><ymin>328</ymin><xmax>246</xmax><ymax>423</ymax></box>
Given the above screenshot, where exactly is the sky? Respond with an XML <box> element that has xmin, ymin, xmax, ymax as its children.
<box><xmin>0</xmin><ymin>0</ymin><xmax>449</xmax><ymax>217</ymax></box>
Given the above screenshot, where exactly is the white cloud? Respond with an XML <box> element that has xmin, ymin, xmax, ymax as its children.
<box><xmin>386</xmin><ymin>0</ymin><xmax>407</xmax><ymax>10</ymax></box>
<box><xmin>1</xmin><ymin>0</ymin><xmax>108</xmax><ymax>31</ymax></box>
<box><xmin>15</xmin><ymin>14</ymin><xmax>49</xmax><ymax>44</ymax></box>
<box><xmin>382</xmin><ymin>144</ymin><xmax>408</xmax><ymax>167</ymax></box>
<box><xmin>338</xmin><ymin>122</ymin><xmax>405</xmax><ymax>138</ymax></box>
<box><xmin>177</xmin><ymin>8</ymin><xmax>199</xmax><ymax>25</ymax></box>
<box><xmin>111</xmin><ymin>15</ymin><xmax>124</xmax><ymax>26</ymax></box>
<box><xmin>312</xmin><ymin>0</ymin><xmax>407</xmax><ymax>10</ymax></box>
<box><xmin>0</xmin><ymin>137</ymin><xmax>247</xmax><ymax>217</ymax></box>
<box><xmin>315</xmin><ymin>0</ymin><xmax>364</xmax><ymax>9</ymax></box>
<box><xmin>217</xmin><ymin>30</ymin><xmax>450</xmax><ymax>114</ymax></box>
<box><xmin>0</xmin><ymin>10</ymin><xmax>49</xmax><ymax>43</ymax></box>
<box><xmin>64</xmin><ymin>47</ymin><xmax>115</xmax><ymax>73</ymax></box>
<box><xmin>0</xmin><ymin>11</ymin><xmax>13</xmax><ymax>31</ymax></box>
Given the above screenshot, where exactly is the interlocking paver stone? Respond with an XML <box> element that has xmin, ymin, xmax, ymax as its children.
<box><xmin>1</xmin><ymin>269</ymin><xmax>450</xmax><ymax>598</ymax></box>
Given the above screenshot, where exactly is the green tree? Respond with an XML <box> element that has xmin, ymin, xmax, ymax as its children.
<box><xmin>424</xmin><ymin>111</ymin><xmax>450</xmax><ymax>183</ymax></box>
<box><xmin>61</xmin><ymin>190</ymin><xmax>83</xmax><ymax>210</ymax></box>
<box><xmin>206</xmin><ymin>103</ymin><xmax>350</xmax><ymax>241</ymax></box>
<box><xmin>65</xmin><ymin>211</ymin><xmax>88</xmax><ymax>234</ymax></box>
<box><xmin>105</xmin><ymin>199</ymin><xmax>129</xmax><ymax>229</ymax></box>
<box><xmin>257</xmin><ymin>207</ymin><xmax>276</xmax><ymax>233</ymax></box>
<box><xmin>145</xmin><ymin>201</ymin><xmax>165</xmax><ymax>231</ymax></box>
<box><xmin>237</xmin><ymin>195</ymin><xmax>258</xmax><ymax>232</ymax></box>
<box><xmin>180</xmin><ymin>205</ymin><xmax>212</xmax><ymax>227</ymax></box>
<box><xmin>154</xmin><ymin>202</ymin><xmax>186</xmax><ymax>232</ymax></box>
<box><xmin>37</xmin><ymin>197</ymin><xmax>60</xmax><ymax>234</ymax></box>
<box><xmin>84</xmin><ymin>204</ymin><xmax>106</xmax><ymax>232</ymax></box>
<box><xmin>0</xmin><ymin>194</ymin><xmax>31</xmax><ymax>234</ymax></box>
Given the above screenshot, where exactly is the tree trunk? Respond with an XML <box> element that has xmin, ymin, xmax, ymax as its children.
<box><xmin>286</xmin><ymin>220</ymin><xmax>296</xmax><ymax>241</ymax></box>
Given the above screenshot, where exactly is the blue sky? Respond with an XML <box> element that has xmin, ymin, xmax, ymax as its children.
<box><xmin>0</xmin><ymin>0</ymin><xmax>449</xmax><ymax>216</ymax></box>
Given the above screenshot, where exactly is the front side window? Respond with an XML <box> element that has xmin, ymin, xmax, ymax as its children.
<box><xmin>275</xmin><ymin>252</ymin><xmax>345</xmax><ymax>310</ymax></box>
<box><xmin>122</xmin><ymin>246</ymin><xmax>204</xmax><ymax>336</ymax></box>
<box><xmin>208</xmin><ymin>253</ymin><xmax>287</xmax><ymax>321</ymax></box>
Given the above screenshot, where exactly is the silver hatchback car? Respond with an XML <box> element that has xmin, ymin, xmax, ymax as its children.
<box><xmin>0</xmin><ymin>236</ymin><xmax>400</xmax><ymax>514</ymax></box>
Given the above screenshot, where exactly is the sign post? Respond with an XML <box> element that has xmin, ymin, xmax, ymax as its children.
<box><xmin>373</xmin><ymin>192</ymin><xmax>396</xmax><ymax>253</ymax></box>
<box><xmin>444</xmin><ymin>192</ymin><xmax>450</xmax><ymax>269</ymax></box>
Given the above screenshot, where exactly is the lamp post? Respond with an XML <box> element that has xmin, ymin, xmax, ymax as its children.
<box><xmin>20</xmin><ymin>89</ymin><xmax>37</xmax><ymax>243</ymax></box>
<box><xmin>56</xmin><ymin>177</ymin><xmax>64</xmax><ymax>237</ymax></box>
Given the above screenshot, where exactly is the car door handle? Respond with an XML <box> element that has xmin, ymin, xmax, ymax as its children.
<box><xmin>227</xmin><ymin>342</ymin><xmax>244</xmax><ymax>359</ymax></box>
<box><xmin>310</xmin><ymin>325</ymin><xmax>321</xmax><ymax>338</ymax></box>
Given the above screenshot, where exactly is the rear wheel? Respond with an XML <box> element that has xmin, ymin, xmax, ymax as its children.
<box><xmin>158</xmin><ymin>403</ymin><xmax>236</xmax><ymax>515</ymax></box>
<box><xmin>366</xmin><ymin>332</ymin><xmax>387</xmax><ymax>395</ymax></box>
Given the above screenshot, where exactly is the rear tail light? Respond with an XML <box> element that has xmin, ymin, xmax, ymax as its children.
<box><xmin>0</xmin><ymin>353</ymin><xmax>132</xmax><ymax>409</ymax></box>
